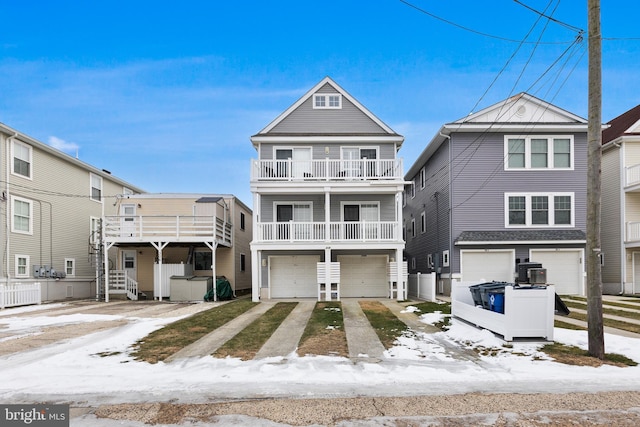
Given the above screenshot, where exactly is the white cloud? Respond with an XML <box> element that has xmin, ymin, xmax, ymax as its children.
<box><xmin>48</xmin><ymin>136</ymin><xmax>79</xmax><ymax>155</ymax></box>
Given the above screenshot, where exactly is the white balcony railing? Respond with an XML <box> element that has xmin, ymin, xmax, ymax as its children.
<box><xmin>255</xmin><ymin>221</ymin><xmax>399</xmax><ymax>243</ymax></box>
<box><xmin>103</xmin><ymin>215</ymin><xmax>232</xmax><ymax>245</ymax></box>
<box><xmin>626</xmin><ymin>164</ymin><xmax>640</xmax><ymax>188</ymax></box>
<box><xmin>251</xmin><ymin>158</ymin><xmax>403</xmax><ymax>181</ymax></box>
<box><xmin>627</xmin><ymin>222</ymin><xmax>640</xmax><ymax>242</ymax></box>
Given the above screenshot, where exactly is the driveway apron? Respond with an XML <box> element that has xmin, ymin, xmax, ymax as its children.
<box><xmin>255</xmin><ymin>301</ymin><xmax>315</xmax><ymax>359</ymax></box>
<box><xmin>166</xmin><ymin>302</ymin><xmax>275</xmax><ymax>362</ymax></box>
<box><xmin>341</xmin><ymin>299</ymin><xmax>386</xmax><ymax>361</ymax></box>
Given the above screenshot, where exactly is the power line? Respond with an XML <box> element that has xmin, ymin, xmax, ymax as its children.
<box><xmin>398</xmin><ymin>0</ymin><xmax>576</xmax><ymax>44</ymax></box>
<box><xmin>514</xmin><ymin>0</ymin><xmax>584</xmax><ymax>33</ymax></box>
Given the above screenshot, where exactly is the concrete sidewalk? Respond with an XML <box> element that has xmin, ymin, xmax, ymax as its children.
<box><xmin>255</xmin><ymin>301</ymin><xmax>315</xmax><ymax>359</ymax></box>
<box><xmin>166</xmin><ymin>302</ymin><xmax>275</xmax><ymax>362</ymax></box>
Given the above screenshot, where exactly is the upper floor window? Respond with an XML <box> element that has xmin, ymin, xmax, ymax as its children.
<box><xmin>123</xmin><ymin>187</ymin><xmax>134</xmax><ymax>195</ymax></box>
<box><xmin>505</xmin><ymin>136</ymin><xmax>573</xmax><ymax>170</ymax></box>
<box><xmin>313</xmin><ymin>94</ymin><xmax>342</xmax><ymax>109</ymax></box>
<box><xmin>505</xmin><ymin>192</ymin><xmax>574</xmax><ymax>227</ymax></box>
<box><xmin>12</xmin><ymin>196</ymin><xmax>32</xmax><ymax>234</ymax></box>
<box><xmin>420</xmin><ymin>168</ymin><xmax>426</xmax><ymax>189</ymax></box>
<box><xmin>240</xmin><ymin>212</ymin><xmax>246</xmax><ymax>230</ymax></box>
<box><xmin>90</xmin><ymin>173</ymin><xmax>102</xmax><ymax>202</ymax></box>
<box><xmin>90</xmin><ymin>216</ymin><xmax>100</xmax><ymax>246</ymax></box>
<box><xmin>12</xmin><ymin>140</ymin><xmax>32</xmax><ymax>179</ymax></box>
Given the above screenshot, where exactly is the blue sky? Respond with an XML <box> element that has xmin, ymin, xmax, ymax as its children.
<box><xmin>1</xmin><ymin>1</ymin><xmax>638</xmax><ymax>205</ymax></box>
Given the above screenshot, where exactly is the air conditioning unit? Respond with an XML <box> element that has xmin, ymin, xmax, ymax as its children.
<box><xmin>528</xmin><ymin>268</ymin><xmax>547</xmax><ymax>284</ymax></box>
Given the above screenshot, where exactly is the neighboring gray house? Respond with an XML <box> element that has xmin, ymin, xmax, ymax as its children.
<box><xmin>601</xmin><ymin>104</ymin><xmax>640</xmax><ymax>295</ymax></box>
<box><xmin>403</xmin><ymin>93</ymin><xmax>589</xmax><ymax>295</ymax></box>
<box><xmin>250</xmin><ymin>77</ymin><xmax>407</xmax><ymax>301</ymax></box>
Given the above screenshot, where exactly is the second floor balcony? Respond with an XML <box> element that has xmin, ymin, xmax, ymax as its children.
<box><xmin>254</xmin><ymin>221</ymin><xmax>400</xmax><ymax>244</ymax></box>
<box><xmin>103</xmin><ymin>215</ymin><xmax>232</xmax><ymax>246</ymax></box>
<box><xmin>626</xmin><ymin>164</ymin><xmax>640</xmax><ymax>189</ymax></box>
<box><xmin>251</xmin><ymin>158</ymin><xmax>403</xmax><ymax>182</ymax></box>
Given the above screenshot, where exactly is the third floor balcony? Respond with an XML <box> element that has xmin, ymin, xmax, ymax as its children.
<box><xmin>251</xmin><ymin>158</ymin><xmax>403</xmax><ymax>182</ymax></box>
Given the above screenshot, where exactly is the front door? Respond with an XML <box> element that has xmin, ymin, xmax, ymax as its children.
<box><xmin>120</xmin><ymin>204</ymin><xmax>137</xmax><ymax>237</ymax></box>
<box><xmin>122</xmin><ymin>250</ymin><xmax>137</xmax><ymax>281</ymax></box>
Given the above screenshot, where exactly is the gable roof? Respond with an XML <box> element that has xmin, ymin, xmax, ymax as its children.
<box><xmin>602</xmin><ymin>104</ymin><xmax>640</xmax><ymax>144</ymax></box>
<box><xmin>252</xmin><ymin>77</ymin><xmax>402</xmax><ymax>144</ymax></box>
<box><xmin>454</xmin><ymin>92</ymin><xmax>587</xmax><ymax>125</ymax></box>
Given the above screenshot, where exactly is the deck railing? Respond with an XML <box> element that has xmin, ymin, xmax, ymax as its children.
<box><xmin>255</xmin><ymin>221</ymin><xmax>399</xmax><ymax>242</ymax></box>
<box><xmin>251</xmin><ymin>158</ymin><xmax>403</xmax><ymax>181</ymax></box>
<box><xmin>627</xmin><ymin>222</ymin><xmax>640</xmax><ymax>242</ymax></box>
<box><xmin>109</xmin><ymin>270</ymin><xmax>138</xmax><ymax>301</ymax></box>
<box><xmin>103</xmin><ymin>215</ymin><xmax>232</xmax><ymax>245</ymax></box>
<box><xmin>626</xmin><ymin>164</ymin><xmax>640</xmax><ymax>188</ymax></box>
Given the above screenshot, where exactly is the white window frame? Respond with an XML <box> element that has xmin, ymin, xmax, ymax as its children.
<box><xmin>504</xmin><ymin>135</ymin><xmax>574</xmax><ymax>170</ymax></box>
<box><xmin>504</xmin><ymin>192</ymin><xmax>575</xmax><ymax>227</ymax></box>
<box><xmin>65</xmin><ymin>258</ymin><xmax>76</xmax><ymax>277</ymax></box>
<box><xmin>443</xmin><ymin>250</ymin><xmax>450</xmax><ymax>267</ymax></box>
<box><xmin>11</xmin><ymin>140</ymin><xmax>33</xmax><ymax>179</ymax></box>
<box><xmin>90</xmin><ymin>173</ymin><xmax>103</xmax><ymax>202</ymax></box>
<box><xmin>313</xmin><ymin>93</ymin><xmax>342</xmax><ymax>109</ymax></box>
<box><xmin>15</xmin><ymin>255</ymin><xmax>29</xmax><ymax>278</ymax></box>
<box><xmin>420</xmin><ymin>167</ymin><xmax>426</xmax><ymax>189</ymax></box>
<box><xmin>339</xmin><ymin>201</ymin><xmax>380</xmax><ymax>221</ymax></box>
<box><xmin>420</xmin><ymin>211</ymin><xmax>426</xmax><ymax>234</ymax></box>
<box><xmin>411</xmin><ymin>218</ymin><xmax>416</xmax><ymax>238</ymax></box>
<box><xmin>11</xmin><ymin>195</ymin><xmax>33</xmax><ymax>235</ymax></box>
<box><xmin>427</xmin><ymin>253</ymin><xmax>433</xmax><ymax>269</ymax></box>
<box><xmin>122</xmin><ymin>187</ymin><xmax>134</xmax><ymax>195</ymax></box>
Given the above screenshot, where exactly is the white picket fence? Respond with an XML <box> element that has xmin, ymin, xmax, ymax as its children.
<box><xmin>0</xmin><ymin>282</ymin><xmax>42</xmax><ymax>309</ymax></box>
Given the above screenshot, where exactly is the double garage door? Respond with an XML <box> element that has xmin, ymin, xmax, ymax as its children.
<box><xmin>269</xmin><ymin>255</ymin><xmax>388</xmax><ymax>298</ymax></box>
<box><xmin>461</xmin><ymin>249</ymin><xmax>583</xmax><ymax>295</ymax></box>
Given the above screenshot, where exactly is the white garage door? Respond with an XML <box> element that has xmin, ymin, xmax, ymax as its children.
<box><xmin>530</xmin><ymin>250</ymin><xmax>583</xmax><ymax>295</ymax></box>
<box><xmin>461</xmin><ymin>250</ymin><xmax>515</xmax><ymax>283</ymax></box>
<box><xmin>339</xmin><ymin>255</ymin><xmax>388</xmax><ymax>298</ymax></box>
<box><xmin>269</xmin><ymin>255</ymin><xmax>319</xmax><ymax>298</ymax></box>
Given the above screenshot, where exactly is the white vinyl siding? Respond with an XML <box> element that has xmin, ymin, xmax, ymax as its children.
<box><xmin>505</xmin><ymin>193</ymin><xmax>574</xmax><ymax>227</ymax></box>
<box><xmin>12</xmin><ymin>140</ymin><xmax>32</xmax><ymax>179</ymax></box>
<box><xmin>11</xmin><ymin>196</ymin><xmax>33</xmax><ymax>234</ymax></box>
<box><xmin>505</xmin><ymin>135</ymin><xmax>574</xmax><ymax>170</ymax></box>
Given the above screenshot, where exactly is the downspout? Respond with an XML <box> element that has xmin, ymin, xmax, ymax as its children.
<box><xmin>5</xmin><ymin>133</ymin><xmax>17</xmax><ymax>282</ymax></box>
<box><xmin>439</xmin><ymin>131</ymin><xmax>453</xmax><ymax>293</ymax></box>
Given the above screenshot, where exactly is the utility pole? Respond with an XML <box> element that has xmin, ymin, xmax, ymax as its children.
<box><xmin>587</xmin><ymin>0</ymin><xmax>604</xmax><ymax>359</ymax></box>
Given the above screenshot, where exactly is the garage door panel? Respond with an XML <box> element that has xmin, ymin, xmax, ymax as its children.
<box><xmin>339</xmin><ymin>255</ymin><xmax>388</xmax><ymax>298</ymax></box>
<box><xmin>461</xmin><ymin>251</ymin><xmax>514</xmax><ymax>283</ymax></box>
<box><xmin>530</xmin><ymin>250</ymin><xmax>582</xmax><ymax>295</ymax></box>
<box><xmin>270</xmin><ymin>255</ymin><xmax>319</xmax><ymax>298</ymax></box>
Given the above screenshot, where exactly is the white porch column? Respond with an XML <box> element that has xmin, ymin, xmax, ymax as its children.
<box><xmin>204</xmin><ymin>241</ymin><xmax>218</xmax><ymax>301</ymax></box>
<box><xmin>151</xmin><ymin>242</ymin><xmax>169</xmax><ymax>300</ymax></box>
<box><xmin>251</xmin><ymin>248</ymin><xmax>260</xmax><ymax>302</ymax></box>
<box><xmin>324</xmin><ymin>188</ymin><xmax>330</xmax><ymax>242</ymax></box>
<box><xmin>396</xmin><ymin>247</ymin><xmax>404</xmax><ymax>301</ymax></box>
<box><xmin>103</xmin><ymin>242</ymin><xmax>114</xmax><ymax>303</ymax></box>
<box><xmin>325</xmin><ymin>247</ymin><xmax>332</xmax><ymax>301</ymax></box>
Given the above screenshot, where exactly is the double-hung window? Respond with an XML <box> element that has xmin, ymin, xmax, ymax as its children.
<box><xmin>12</xmin><ymin>140</ymin><xmax>32</xmax><ymax>179</ymax></box>
<box><xmin>65</xmin><ymin>258</ymin><xmax>76</xmax><ymax>277</ymax></box>
<box><xmin>505</xmin><ymin>136</ymin><xmax>573</xmax><ymax>170</ymax></box>
<box><xmin>12</xmin><ymin>196</ymin><xmax>32</xmax><ymax>234</ymax></box>
<box><xmin>90</xmin><ymin>173</ymin><xmax>103</xmax><ymax>202</ymax></box>
<box><xmin>15</xmin><ymin>255</ymin><xmax>29</xmax><ymax>277</ymax></box>
<box><xmin>505</xmin><ymin>193</ymin><xmax>574</xmax><ymax>227</ymax></box>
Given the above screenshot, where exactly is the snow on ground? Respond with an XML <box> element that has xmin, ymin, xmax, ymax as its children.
<box><xmin>0</xmin><ymin>303</ymin><xmax>639</xmax><ymax>407</ymax></box>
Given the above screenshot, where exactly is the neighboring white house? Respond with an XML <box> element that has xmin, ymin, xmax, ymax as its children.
<box><xmin>249</xmin><ymin>77</ymin><xmax>407</xmax><ymax>302</ymax></box>
<box><xmin>0</xmin><ymin>122</ymin><xmax>144</xmax><ymax>302</ymax></box>
<box><xmin>101</xmin><ymin>193</ymin><xmax>252</xmax><ymax>301</ymax></box>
